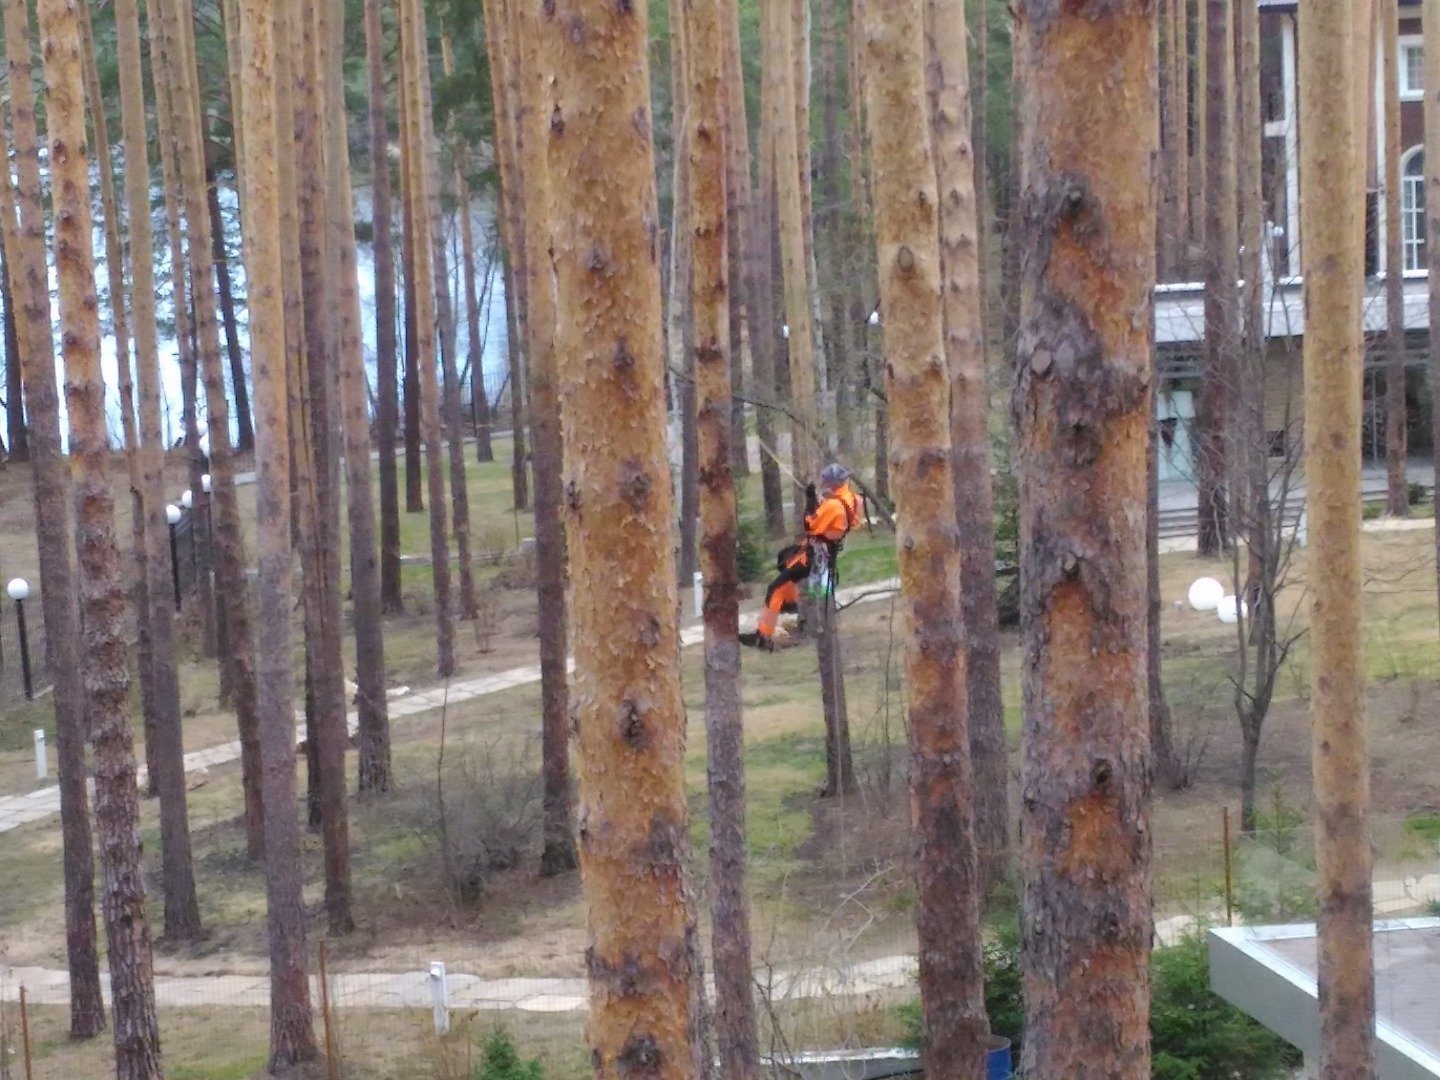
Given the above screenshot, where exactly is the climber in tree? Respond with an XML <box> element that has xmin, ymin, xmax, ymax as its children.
<box><xmin>741</xmin><ymin>463</ymin><xmax>863</xmax><ymax>652</ymax></box>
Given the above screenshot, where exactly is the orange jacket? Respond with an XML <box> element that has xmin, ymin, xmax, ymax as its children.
<box><xmin>806</xmin><ymin>491</ymin><xmax>853</xmax><ymax>544</ymax></box>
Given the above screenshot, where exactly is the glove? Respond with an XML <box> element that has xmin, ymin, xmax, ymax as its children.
<box><xmin>805</xmin><ymin>483</ymin><xmax>818</xmax><ymax>515</ymax></box>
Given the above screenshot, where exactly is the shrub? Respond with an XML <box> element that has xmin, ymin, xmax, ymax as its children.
<box><xmin>736</xmin><ymin>514</ymin><xmax>770</xmax><ymax>582</ymax></box>
<box><xmin>1150</xmin><ymin>936</ymin><xmax>1301</xmax><ymax>1079</ymax></box>
<box><xmin>474</xmin><ymin>1029</ymin><xmax>544</xmax><ymax>1080</ymax></box>
<box><xmin>897</xmin><ymin>931</ymin><xmax>1300</xmax><ymax>1079</ymax></box>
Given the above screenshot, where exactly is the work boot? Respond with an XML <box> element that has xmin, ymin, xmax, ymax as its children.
<box><xmin>739</xmin><ymin>632</ymin><xmax>774</xmax><ymax>653</ymax></box>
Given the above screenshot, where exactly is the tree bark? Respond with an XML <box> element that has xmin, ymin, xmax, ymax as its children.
<box><xmin>158</xmin><ymin>0</ymin><xmax>261</xmax><ymax>811</ymax></box>
<box><xmin>448</xmin><ymin>46</ymin><xmax>494</xmax><ymax>467</ymax></box>
<box><xmin>323</xmin><ymin>0</ymin><xmax>391</xmax><ymax>802</ymax></box>
<box><xmin>1014</xmin><ymin>1</ymin><xmax>1156</xmax><ymax>1075</ymax></box>
<box><xmin>927</xmin><ymin>0</ymin><xmax>1008</xmax><ymax>895</ymax></box>
<box><xmin>151</xmin><ymin>23</ymin><xmax>216</xmax><ymax>658</ymax></box>
<box><xmin>85</xmin><ymin>0</ymin><xmax>201</xmax><ymax>942</ymax></box>
<box><xmin>0</xmin><ymin>3</ymin><xmax>103</xmax><ymax>1037</ymax></box>
<box><xmin>668</xmin><ymin>0</ymin><xmax>698</xmax><ymax>587</ymax></box>
<box><xmin>1300</xmin><ymin>1</ymin><xmax>1377</xmax><ymax>1074</ymax></box>
<box><xmin>1196</xmin><ymin>0</ymin><xmax>1237</xmax><ymax>559</ymax></box>
<box><xmin>721</xmin><ymin>7</ymin><xmax>750</xmax><ymax>482</ymax></box>
<box><xmin>1383</xmin><ymin>0</ymin><xmax>1409</xmax><ymax>517</ymax></box>
<box><xmin>2</xmin><ymin>239</ymin><xmax>23</xmax><ymax>462</ymax></box>
<box><xmin>399</xmin><ymin>0</ymin><xmax>456</xmax><ymax>677</ymax></box>
<box><xmin>750</xmin><ymin>73</ymin><xmax>786</xmax><ymax>537</ymax></box>
<box><xmin>402</xmin><ymin>122</ymin><xmax>425</xmax><ymax>516</ymax></box>
<box><xmin>540</xmin><ymin>0</ymin><xmax>701</xmax><ymax>1068</ymax></box>
<box><xmin>235</xmin><ymin>0</ymin><xmax>320</xmax><ymax>1061</ymax></box>
<box><xmin>868</xmin><ymin>0</ymin><xmax>988</xmax><ymax>1070</ymax></box>
<box><xmin>290</xmin><ymin>0</ymin><xmax>355</xmax><ymax>934</ymax></box>
<box><xmin>364</xmin><ymin>0</ymin><xmax>404</xmax><ymax>614</ymax></box>
<box><xmin>207</xmin><ymin>146</ymin><xmax>256</xmax><ymax>456</ymax></box>
<box><xmin>689</xmin><ymin>0</ymin><xmax>760</xmax><ymax>1071</ymax></box>
<box><xmin>426</xmin><ymin>41</ymin><xmax>479</xmax><ymax>623</ymax></box>
<box><xmin>1149</xmin><ymin>417</ymin><xmax>1184</xmax><ymax>791</ymax></box>
<box><xmin>480</xmin><ymin>0</ymin><xmax>531</xmax><ymax>512</ymax></box>
<box><xmin>80</xmin><ymin>0</ymin><xmax>157</xmax><ymax>793</ymax></box>
<box><xmin>510</xmin><ymin>0</ymin><xmax>577</xmax><ymax>875</ymax></box>
<box><xmin>38</xmin><ymin>0</ymin><xmax>164</xmax><ymax>1066</ymax></box>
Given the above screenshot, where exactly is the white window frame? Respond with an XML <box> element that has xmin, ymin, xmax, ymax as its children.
<box><xmin>1400</xmin><ymin>37</ymin><xmax>1425</xmax><ymax>101</ymax></box>
<box><xmin>1401</xmin><ymin>144</ymin><xmax>1427</xmax><ymax>274</ymax></box>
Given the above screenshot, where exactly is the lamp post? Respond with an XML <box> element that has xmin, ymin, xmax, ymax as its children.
<box><xmin>166</xmin><ymin>503</ymin><xmax>183</xmax><ymax>609</ymax></box>
<box><xmin>8</xmin><ymin>577</ymin><xmax>33</xmax><ymax>699</ymax></box>
<box><xmin>180</xmin><ymin>488</ymin><xmax>196</xmax><ymax>584</ymax></box>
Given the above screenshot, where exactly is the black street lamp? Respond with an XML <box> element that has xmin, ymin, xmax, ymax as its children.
<box><xmin>8</xmin><ymin>577</ymin><xmax>33</xmax><ymax>699</ymax></box>
<box><xmin>166</xmin><ymin>503</ymin><xmax>183</xmax><ymax>609</ymax></box>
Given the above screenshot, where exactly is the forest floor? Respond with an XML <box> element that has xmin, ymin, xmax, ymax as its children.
<box><xmin>2</xmin><ymin>446</ymin><xmax>1440</xmax><ymax>1077</ymax></box>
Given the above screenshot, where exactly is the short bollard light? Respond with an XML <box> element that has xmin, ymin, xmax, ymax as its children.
<box><xmin>8</xmin><ymin>577</ymin><xmax>33</xmax><ymax>699</ymax></box>
<box><xmin>33</xmin><ymin>728</ymin><xmax>46</xmax><ymax>779</ymax></box>
<box><xmin>166</xmin><ymin>503</ymin><xmax>183</xmax><ymax>609</ymax></box>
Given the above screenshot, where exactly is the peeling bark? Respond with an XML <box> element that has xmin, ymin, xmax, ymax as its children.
<box><xmin>1014</xmin><ymin>1</ymin><xmax>1156</xmax><ymax>1075</ymax></box>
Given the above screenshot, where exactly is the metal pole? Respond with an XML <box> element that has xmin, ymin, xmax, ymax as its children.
<box><xmin>1223</xmin><ymin>805</ymin><xmax>1234</xmax><ymax>927</ymax></box>
<box><xmin>169</xmin><ymin>523</ymin><xmax>182</xmax><ymax>609</ymax></box>
<box><xmin>16</xmin><ymin>599</ymin><xmax>33</xmax><ymax>699</ymax></box>
<box><xmin>319</xmin><ymin>940</ymin><xmax>339</xmax><ymax>1079</ymax></box>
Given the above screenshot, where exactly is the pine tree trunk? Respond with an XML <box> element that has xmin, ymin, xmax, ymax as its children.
<box><xmin>510</xmin><ymin>0</ymin><xmax>577</xmax><ymax>875</ymax></box>
<box><xmin>749</xmin><ymin>77</ymin><xmax>786</xmax><ymax>537</ymax></box>
<box><xmin>1014</xmin><ymin>1</ymin><xmax>1156</xmax><ymax>1075</ymax></box>
<box><xmin>1196</xmin><ymin>0</ymin><xmax>1237</xmax><ymax>559</ymax></box>
<box><xmin>323</xmin><ymin>0</ymin><xmax>390</xmax><ymax>805</ymax></box>
<box><xmin>2</xmin><ymin>240</ymin><xmax>24</xmax><ymax>461</ymax></box>
<box><xmin>1236</xmin><ymin>0</ymin><xmax>1273</xmax><ymax>642</ymax></box>
<box><xmin>152</xmin><ymin>26</ymin><xmax>217</xmax><ymax>658</ymax></box>
<box><xmin>402</xmin><ymin>122</ymin><xmax>426</xmax><ymax>516</ymax></box>
<box><xmin>480</xmin><ymin>0</ymin><xmax>531</xmax><ymax>511</ymax></box>
<box><xmin>1157</xmin><ymin>0</ymin><xmax>1178</xmax><ymax>277</ymax></box>
<box><xmin>1300</xmin><ymin>1</ymin><xmax>1376</xmax><ymax>1074</ymax></box>
<box><xmin>668</xmin><ymin>0</ymin><xmax>697</xmax><ymax>587</ymax></box>
<box><xmin>1149</xmin><ymin>413</ymin><xmax>1183</xmax><ymax>791</ymax></box>
<box><xmin>399</xmin><ymin>0</ymin><xmax>456</xmax><ymax>677</ymax></box>
<box><xmin>1173</xmin><ymin>0</ymin><xmax>1190</xmax><ymax>263</ymax></box>
<box><xmin>541</xmin><ymin>0</ymin><xmax>700</xmax><ymax>1068</ymax></box>
<box><xmin>423</xmin><ymin>43</ymin><xmax>479</xmax><ymax>622</ymax></box>
<box><xmin>0</xmin><ymin>5</ymin><xmax>103</xmax><ymax>1036</ymax></box>
<box><xmin>868</xmin><ymin>0</ymin><xmax>989</xmax><ymax>1070</ymax></box>
<box><xmin>235</xmin><ymin>0</ymin><xmax>320</xmax><ymax>1060</ymax></box>
<box><xmin>1190</xmin><ymin>0</ymin><xmax>1206</xmax><ymax>253</ymax></box>
<box><xmin>207</xmin><ymin>146</ymin><xmax>256</xmax><ymax>456</ymax></box>
<box><xmin>80</xmin><ymin>0</ymin><xmax>158</xmax><ymax>790</ymax></box>
<box><xmin>38</xmin><ymin>0</ymin><xmax>164</xmax><ymax>1067</ymax></box>
<box><xmin>159</xmin><ymin>0</ymin><xmax>260</xmax><ymax>767</ymax></box>
<box><xmin>927</xmin><ymin>0</ymin><xmax>1008</xmax><ymax>895</ymax></box>
<box><xmin>290</xmin><ymin>0</ymin><xmax>354</xmax><ymax>935</ymax></box>
<box><xmin>689</xmin><ymin>0</ymin><xmax>760</xmax><ymax>1069</ymax></box>
<box><xmin>365</xmin><ymin>0</ymin><xmax>404</xmax><ymax>614</ymax></box>
<box><xmin>1383</xmin><ymin>0</ymin><xmax>1409</xmax><ymax>516</ymax></box>
<box><xmin>448</xmin><ymin>52</ymin><xmax>494</xmax><ymax>467</ymax></box>
<box><xmin>722</xmin><ymin>10</ymin><xmax>750</xmax><ymax>482</ymax></box>
<box><xmin>84</xmin><ymin>0</ymin><xmax>202</xmax><ymax>942</ymax></box>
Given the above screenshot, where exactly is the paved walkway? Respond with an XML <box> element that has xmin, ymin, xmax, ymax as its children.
<box><xmin>5</xmin><ymin>871</ymin><xmax>1435</xmax><ymax>1013</ymax></box>
<box><xmin>0</xmin><ymin>576</ymin><xmax>903</xmax><ymax>835</ymax></box>
<box><xmin>0</xmin><ymin>952</ymin><xmax>923</xmax><ymax>1013</ymax></box>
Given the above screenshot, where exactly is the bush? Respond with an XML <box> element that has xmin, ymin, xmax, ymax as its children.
<box><xmin>736</xmin><ymin>514</ymin><xmax>770</xmax><ymax>582</ymax></box>
<box><xmin>1150</xmin><ymin>936</ymin><xmax>1301</xmax><ymax>1079</ymax></box>
<box><xmin>898</xmin><ymin>929</ymin><xmax>1299</xmax><ymax>1079</ymax></box>
<box><xmin>474</xmin><ymin>1029</ymin><xmax>544</xmax><ymax>1080</ymax></box>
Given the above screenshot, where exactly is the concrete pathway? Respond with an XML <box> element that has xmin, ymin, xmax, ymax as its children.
<box><xmin>0</xmin><ymin>952</ymin><xmax>923</xmax><ymax>1014</ymax></box>
<box><xmin>0</xmin><ymin>576</ymin><xmax>902</xmax><ymax>836</ymax></box>
<box><xmin>5</xmin><ymin>872</ymin><xmax>1435</xmax><ymax>1014</ymax></box>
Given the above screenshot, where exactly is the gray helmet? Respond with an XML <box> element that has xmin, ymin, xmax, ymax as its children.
<box><xmin>820</xmin><ymin>463</ymin><xmax>849</xmax><ymax>489</ymax></box>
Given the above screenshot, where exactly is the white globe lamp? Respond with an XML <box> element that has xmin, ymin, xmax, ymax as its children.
<box><xmin>1187</xmin><ymin>577</ymin><xmax>1224</xmax><ymax>612</ymax></box>
<box><xmin>6</xmin><ymin>577</ymin><xmax>30</xmax><ymax>602</ymax></box>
